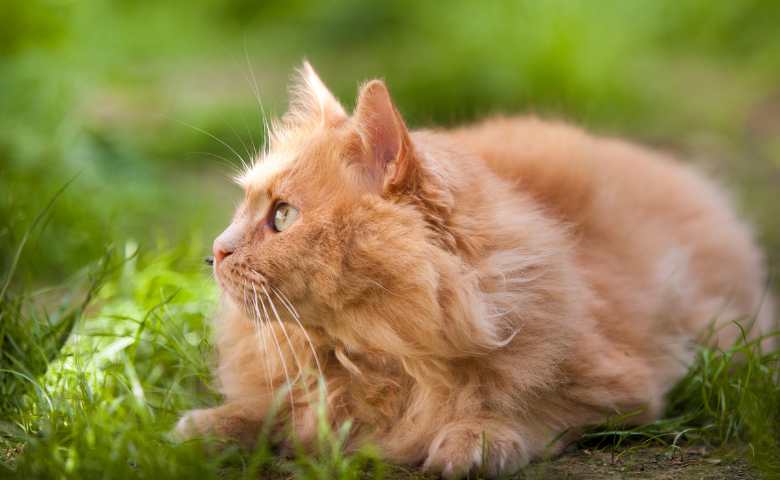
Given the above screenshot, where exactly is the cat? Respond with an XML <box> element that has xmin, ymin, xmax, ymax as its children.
<box><xmin>175</xmin><ymin>62</ymin><xmax>774</xmax><ymax>478</ymax></box>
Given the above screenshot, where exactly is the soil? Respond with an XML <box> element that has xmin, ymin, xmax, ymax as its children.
<box><xmin>383</xmin><ymin>445</ymin><xmax>757</xmax><ymax>480</ymax></box>
<box><xmin>517</xmin><ymin>445</ymin><xmax>756</xmax><ymax>480</ymax></box>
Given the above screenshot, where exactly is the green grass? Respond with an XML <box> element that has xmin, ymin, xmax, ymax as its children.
<box><xmin>580</xmin><ymin>327</ymin><xmax>780</xmax><ymax>477</ymax></box>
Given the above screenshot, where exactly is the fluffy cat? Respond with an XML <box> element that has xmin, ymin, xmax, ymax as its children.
<box><xmin>176</xmin><ymin>62</ymin><xmax>774</xmax><ymax>478</ymax></box>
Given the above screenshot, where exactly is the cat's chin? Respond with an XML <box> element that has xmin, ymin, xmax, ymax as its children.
<box><xmin>210</xmin><ymin>287</ymin><xmax>245</xmax><ymax>315</ymax></box>
<box><xmin>214</xmin><ymin>271</ymin><xmax>263</xmax><ymax>313</ymax></box>
<box><xmin>220</xmin><ymin>286</ymin><xmax>306</xmax><ymax>328</ymax></box>
<box><xmin>219</xmin><ymin>292</ymin><xmax>257</xmax><ymax>321</ymax></box>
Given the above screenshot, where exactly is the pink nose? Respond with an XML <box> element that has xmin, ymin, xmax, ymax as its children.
<box><xmin>212</xmin><ymin>240</ymin><xmax>234</xmax><ymax>264</ymax></box>
<box><xmin>214</xmin><ymin>247</ymin><xmax>232</xmax><ymax>263</ymax></box>
<box><xmin>213</xmin><ymin>222</ymin><xmax>243</xmax><ymax>264</ymax></box>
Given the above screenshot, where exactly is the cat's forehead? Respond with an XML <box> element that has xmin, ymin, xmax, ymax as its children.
<box><xmin>235</xmin><ymin>124</ymin><xmax>329</xmax><ymax>195</ymax></box>
<box><xmin>236</xmin><ymin>150</ymin><xmax>297</xmax><ymax>199</ymax></box>
<box><xmin>234</xmin><ymin>125</ymin><xmax>352</xmax><ymax>211</ymax></box>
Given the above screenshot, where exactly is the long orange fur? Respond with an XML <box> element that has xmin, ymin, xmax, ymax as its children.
<box><xmin>176</xmin><ymin>63</ymin><xmax>775</xmax><ymax>478</ymax></box>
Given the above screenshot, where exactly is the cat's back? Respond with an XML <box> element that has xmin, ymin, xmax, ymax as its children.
<box><xmin>443</xmin><ymin>116</ymin><xmax>695</xmax><ymax>224</ymax></box>
<box><xmin>436</xmin><ymin>116</ymin><xmax>772</xmax><ymax>348</ymax></box>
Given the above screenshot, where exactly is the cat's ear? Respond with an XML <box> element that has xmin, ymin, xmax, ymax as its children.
<box><xmin>352</xmin><ymin>79</ymin><xmax>416</xmax><ymax>193</ymax></box>
<box><xmin>288</xmin><ymin>61</ymin><xmax>347</xmax><ymax>125</ymax></box>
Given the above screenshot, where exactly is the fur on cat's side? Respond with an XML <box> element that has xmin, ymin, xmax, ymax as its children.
<box><xmin>176</xmin><ymin>63</ymin><xmax>774</xmax><ymax>478</ymax></box>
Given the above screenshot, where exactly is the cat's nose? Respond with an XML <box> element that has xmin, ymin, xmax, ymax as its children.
<box><xmin>213</xmin><ymin>222</ymin><xmax>243</xmax><ymax>264</ymax></box>
<box><xmin>213</xmin><ymin>245</ymin><xmax>233</xmax><ymax>264</ymax></box>
<box><xmin>212</xmin><ymin>236</ymin><xmax>236</xmax><ymax>264</ymax></box>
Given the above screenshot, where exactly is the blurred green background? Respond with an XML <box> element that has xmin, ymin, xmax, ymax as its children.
<box><xmin>2</xmin><ymin>0</ymin><xmax>779</xmax><ymax>287</ymax></box>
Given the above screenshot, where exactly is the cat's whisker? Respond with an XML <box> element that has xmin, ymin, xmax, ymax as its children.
<box><xmin>231</xmin><ymin>79</ymin><xmax>260</xmax><ymax>162</ymax></box>
<box><xmin>193</xmin><ymin>151</ymin><xmax>245</xmax><ymax>178</ymax></box>
<box><xmin>256</xmin><ymin>318</ymin><xmax>274</xmax><ymax>394</ymax></box>
<box><xmin>227</xmin><ymin>123</ymin><xmax>255</xmax><ymax>169</ymax></box>
<box><xmin>253</xmin><ymin>284</ymin><xmax>296</xmax><ymax>427</ymax></box>
<box><xmin>246</xmin><ymin>287</ymin><xmax>273</xmax><ymax>393</ymax></box>
<box><xmin>366</xmin><ymin>278</ymin><xmax>396</xmax><ymax>296</ymax></box>
<box><xmin>261</xmin><ymin>285</ymin><xmax>307</xmax><ymax>387</ymax></box>
<box><xmin>259</xmin><ymin>286</ymin><xmax>314</xmax><ymax>419</ymax></box>
<box><xmin>177</xmin><ymin>120</ymin><xmax>249</xmax><ymax>172</ymax></box>
<box><xmin>245</xmin><ymin>121</ymin><xmax>259</xmax><ymax>162</ymax></box>
<box><xmin>242</xmin><ymin>47</ymin><xmax>272</xmax><ymax>160</ymax></box>
<box><xmin>271</xmin><ymin>286</ymin><xmax>323</xmax><ymax>378</ymax></box>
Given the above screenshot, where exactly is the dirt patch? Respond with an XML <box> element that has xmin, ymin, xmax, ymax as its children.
<box><xmin>380</xmin><ymin>445</ymin><xmax>757</xmax><ymax>480</ymax></box>
<box><xmin>518</xmin><ymin>445</ymin><xmax>756</xmax><ymax>480</ymax></box>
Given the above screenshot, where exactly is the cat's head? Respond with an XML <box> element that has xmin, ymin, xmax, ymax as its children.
<box><xmin>212</xmin><ymin>63</ymin><xmax>451</xmax><ymax>346</ymax></box>
<box><xmin>212</xmin><ymin>63</ymin><xmax>533</xmax><ymax>359</ymax></box>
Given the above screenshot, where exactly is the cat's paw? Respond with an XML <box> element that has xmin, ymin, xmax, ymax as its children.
<box><xmin>173</xmin><ymin>408</ymin><xmax>214</xmax><ymax>441</ymax></box>
<box><xmin>423</xmin><ymin>423</ymin><xmax>527</xmax><ymax>479</ymax></box>
<box><xmin>173</xmin><ymin>404</ymin><xmax>267</xmax><ymax>446</ymax></box>
<box><xmin>423</xmin><ymin>427</ymin><xmax>482</xmax><ymax>479</ymax></box>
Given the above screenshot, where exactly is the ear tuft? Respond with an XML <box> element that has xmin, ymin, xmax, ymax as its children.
<box><xmin>288</xmin><ymin>60</ymin><xmax>347</xmax><ymax>125</ymax></box>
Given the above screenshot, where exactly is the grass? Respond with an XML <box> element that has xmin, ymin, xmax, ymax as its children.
<box><xmin>580</xmin><ymin>327</ymin><xmax>780</xmax><ymax>477</ymax></box>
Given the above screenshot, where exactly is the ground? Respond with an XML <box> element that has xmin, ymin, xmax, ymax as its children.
<box><xmin>519</xmin><ymin>446</ymin><xmax>756</xmax><ymax>480</ymax></box>
<box><xmin>218</xmin><ymin>444</ymin><xmax>759</xmax><ymax>479</ymax></box>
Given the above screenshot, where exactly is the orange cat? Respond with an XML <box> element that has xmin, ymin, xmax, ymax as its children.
<box><xmin>176</xmin><ymin>62</ymin><xmax>774</xmax><ymax>478</ymax></box>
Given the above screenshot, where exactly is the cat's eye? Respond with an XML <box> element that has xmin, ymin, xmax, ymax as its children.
<box><xmin>272</xmin><ymin>202</ymin><xmax>299</xmax><ymax>232</ymax></box>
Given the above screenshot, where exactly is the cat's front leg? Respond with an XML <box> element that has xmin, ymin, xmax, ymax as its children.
<box><xmin>422</xmin><ymin>419</ymin><xmax>532</xmax><ymax>479</ymax></box>
<box><xmin>175</xmin><ymin>401</ymin><xmax>268</xmax><ymax>446</ymax></box>
<box><xmin>175</xmin><ymin>398</ymin><xmax>321</xmax><ymax>451</ymax></box>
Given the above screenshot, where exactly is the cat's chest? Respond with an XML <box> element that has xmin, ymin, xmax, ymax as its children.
<box><xmin>326</xmin><ymin>352</ymin><xmax>410</xmax><ymax>427</ymax></box>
